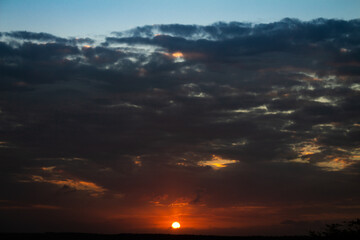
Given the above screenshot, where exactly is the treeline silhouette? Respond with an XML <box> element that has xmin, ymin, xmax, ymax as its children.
<box><xmin>310</xmin><ymin>218</ymin><xmax>360</xmax><ymax>239</ymax></box>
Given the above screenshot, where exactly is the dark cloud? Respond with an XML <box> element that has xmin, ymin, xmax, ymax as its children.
<box><xmin>0</xmin><ymin>18</ymin><xmax>360</xmax><ymax>235</ymax></box>
<box><xmin>4</xmin><ymin>31</ymin><xmax>68</xmax><ymax>43</ymax></box>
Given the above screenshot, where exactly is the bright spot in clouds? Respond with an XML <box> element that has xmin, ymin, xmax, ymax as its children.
<box><xmin>199</xmin><ymin>155</ymin><xmax>238</xmax><ymax>169</ymax></box>
<box><xmin>172</xmin><ymin>221</ymin><xmax>180</xmax><ymax>229</ymax></box>
<box><xmin>172</xmin><ymin>52</ymin><xmax>183</xmax><ymax>58</ymax></box>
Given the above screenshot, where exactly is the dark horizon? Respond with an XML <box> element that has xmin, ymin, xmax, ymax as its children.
<box><xmin>0</xmin><ymin>233</ymin><xmax>311</xmax><ymax>240</ymax></box>
<box><xmin>1</xmin><ymin>16</ymin><xmax>360</xmax><ymax>235</ymax></box>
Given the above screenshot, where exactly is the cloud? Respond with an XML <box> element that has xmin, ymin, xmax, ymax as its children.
<box><xmin>0</xmin><ymin>203</ymin><xmax>61</xmax><ymax>210</ymax></box>
<box><xmin>4</xmin><ymin>31</ymin><xmax>68</xmax><ymax>43</ymax></box>
<box><xmin>29</xmin><ymin>175</ymin><xmax>106</xmax><ymax>197</ymax></box>
<box><xmin>198</xmin><ymin>155</ymin><xmax>238</xmax><ymax>169</ymax></box>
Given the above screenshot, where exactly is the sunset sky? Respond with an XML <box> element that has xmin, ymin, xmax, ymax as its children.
<box><xmin>0</xmin><ymin>0</ymin><xmax>360</xmax><ymax>236</ymax></box>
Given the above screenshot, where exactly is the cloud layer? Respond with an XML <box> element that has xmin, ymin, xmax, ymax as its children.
<box><xmin>1</xmin><ymin>18</ymin><xmax>360</xmax><ymax>235</ymax></box>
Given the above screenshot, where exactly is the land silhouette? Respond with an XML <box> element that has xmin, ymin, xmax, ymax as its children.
<box><xmin>1</xmin><ymin>219</ymin><xmax>359</xmax><ymax>240</ymax></box>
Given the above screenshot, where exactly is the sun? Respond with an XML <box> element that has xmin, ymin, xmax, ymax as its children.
<box><xmin>171</xmin><ymin>221</ymin><xmax>181</xmax><ymax>229</ymax></box>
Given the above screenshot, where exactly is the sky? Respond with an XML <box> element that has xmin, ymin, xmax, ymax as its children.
<box><xmin>1</xmin><ymin>0</ymin><xmax>360</xmax><ymax>236</ymax></box>
<box><xmin>1</xmin><ymin>0</ymin><xmax>360</xmax><ymax>37</ymax></box>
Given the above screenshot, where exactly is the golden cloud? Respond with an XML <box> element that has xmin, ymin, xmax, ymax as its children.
<box><xmin>31</xmin><ymin>175</ymin><xmax>106</xmax><ymax>196</ymax></box>
<box><xmin>199</xmin><ymin>155</ymin><xmax>238</xmax><ymax>169</ymax></box>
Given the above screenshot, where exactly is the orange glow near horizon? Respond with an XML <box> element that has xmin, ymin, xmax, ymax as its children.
<box><xmin>172</xmin><ymin>221</ymin><xmax>180</xmax><ymax>229</ymax></box>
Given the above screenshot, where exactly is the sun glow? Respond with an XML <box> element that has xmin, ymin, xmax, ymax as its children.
<box><xmin>172</xmin><ymin>221</ymin><xmax>181</xmax><ymax>229</ymax></box>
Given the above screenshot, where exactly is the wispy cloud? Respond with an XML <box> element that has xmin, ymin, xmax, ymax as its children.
<box><xmin>29</xmin><ymin>175</ymin><xmax>106</xmax><ymax>197</ymax></box>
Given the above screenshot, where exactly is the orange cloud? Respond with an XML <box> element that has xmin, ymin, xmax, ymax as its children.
<box><xmin>161</xmin><ymin>51</ymin><xmax>206</xmax><ymax>61</ymax></box>
<box><xmin>41</xmin><ymin>166</ymin><xmax>56</xmax><ymax>172</ymax></box>
<box><xmin>316</xmin><ymin>157</ymin><xmax>354</xmax><ymax>171</ymax></box>
<box><xmin>172</xmin><ymin>52</ymin><xmax>184</xmax><ymax>58</ymax></box>
<box><xmin>290</xmin><ymin>139</ymin><xmax>321</xmax><ymax>163</ymax></box>
<box><xmin>31</xmin><ymin>175</ymin><xmax>106</xmax><ymax>196</ymax></box>
<box><xmin>168</xmin><ymin>198</ymin><xmax>190</xmax><ymax>208</ymax></box>
<box><xmin>199</xmin><ymin>155</ymin><xmax>238</xmax><ymax>169</ymax></box>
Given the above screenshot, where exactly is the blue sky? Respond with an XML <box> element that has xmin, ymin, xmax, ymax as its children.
<box><xmin>0</xmin><ymin>0</ymin><xmax>359</xmax><ymax>37</ymax></box>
